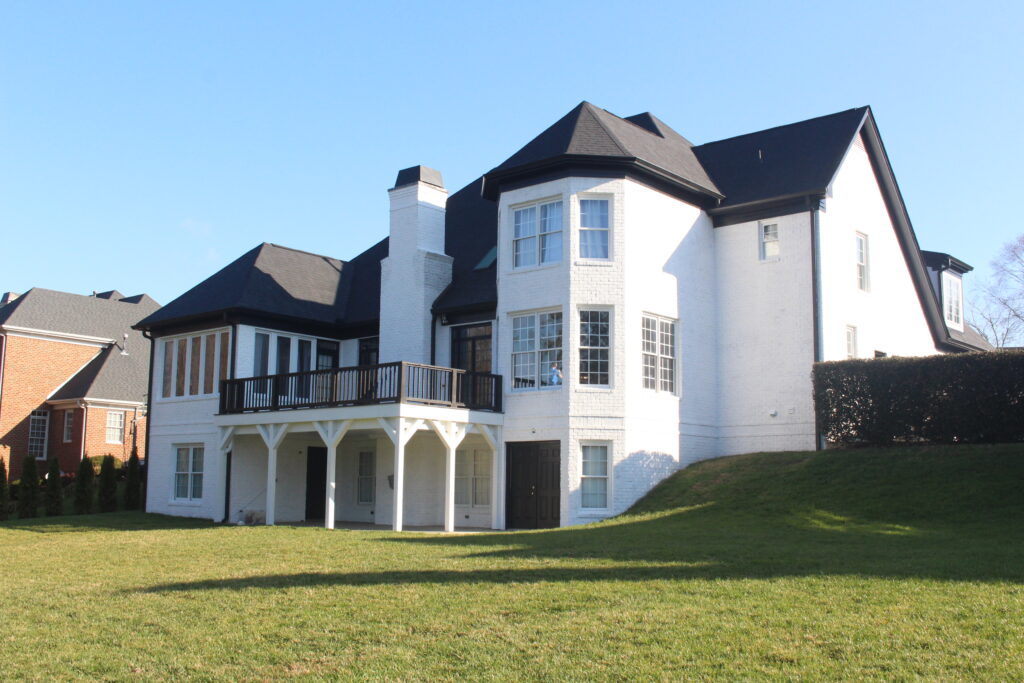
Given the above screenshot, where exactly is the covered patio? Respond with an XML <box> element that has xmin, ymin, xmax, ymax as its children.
<box><xmin>215</xmin><ymin>402</ymin><xmax>504</xmax><ymax>532</ymax></box>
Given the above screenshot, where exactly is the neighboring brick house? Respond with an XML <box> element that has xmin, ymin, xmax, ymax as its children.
<box><xmin>135</xmin><ymin>103</ymin><xmax>989</xmax><ymax>532</ymax></box>
<box><xmin>0</xmin><ymin>289</ymin><xmax>159</xmax><ymax>479</ymax></box>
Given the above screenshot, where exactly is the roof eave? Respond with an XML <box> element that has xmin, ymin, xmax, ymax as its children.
<box><xmin>483</xmin><ymin>154</ymin><xmax>724</xmax><ymax>203</ymax></box>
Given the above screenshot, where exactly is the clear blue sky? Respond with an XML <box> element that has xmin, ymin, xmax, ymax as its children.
<box><xmin>2</xmin><ymin>0</ymin><xmax>1021</xmax><ymax>307</ymax></box>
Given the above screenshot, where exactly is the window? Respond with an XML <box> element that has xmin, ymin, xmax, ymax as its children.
<box><xmin>63</xmin><ymin>410</ymin><xmax>74</xmax><ymax>443</ymax></box>
<box><xmin>642</xmin><ymin>315</ymin><xmax>676</xmax><ymax>393</ymax></box>
<box><xmin>357</xmin><ymin>451</ymin><xmax>375</xmax><ymax>504</ymax></box>
<box><xmin>276</xmin><ymin>336</ymin><xmax>291</xmax><ymax>374</ymax></box>
<box><xmin>513</xmin><ymin>200</ymin><xmax>562</xmax><ymax>268</ymax></box>
<box><xmin>451</xmin><ymin>324</ymin><xmax>492</xmax><ymax>373</ymax></box>
<box><xmin>358</xmin><ymin>337</ymin><xmax>379</xmax><ymax>367</ymax></box>
<box><xmin>579</xmin><ymin>199</ymin><xmax>610</xmax><ymax>259</ymax></box>
<box><xmin>511</xmin><ymin>311</ymin><xmax>562</xmax><ymax>389</ymax></box>
<box><xmin>174</xmin><ymin>446</ymin><xmax>204</xmax><ymax>500</ymax></box>
<box><xmin>943</xmin><ymin>272</ymin><xmax>963</xmax><ymax>327</ymax></box>
<box><xmin>579</xmin><ymin>310</ymin><xmax>610</xmax><ymax>385</ymax></box>
<box><xmin>254</xmin><ymin>332</ymin><xmax>270</xmax><ymax>376</ymax></box>
<box><xmin>105</xmin><ymin>411</ymin><xmax>125</xmax><ymax>444</ymax></box>
<box><xmin>856</xmin><ymin>232</ymin><xmax>870</xmax><ymax>291</ymax></box>
<box><xmin>28</xmin><ymin>410</ymin><xmax>49</xmax><ymax>459</ymax></box>
<box><xmin>846</xmin><ymin>326</ymin><xmax>858</xmax><ymax>359</ymax></box>
<box><xmin>455</xmin><ymin>450</ymin><xmax>491</xmax><ymax>507</ymax></box>
<box><xmin>161</xmin><ymin>330</ymin><xmax>229</xmax><ymax>398</ymax></box>
<box><xmin>581</xmin><ymin>444</ymin><xmax>609</xmax><ymax>509</ymax></box>
<box><xmin>759</xmin><ymin>223</ymin><xmax>779</xmax><ymax>261</ymax></box>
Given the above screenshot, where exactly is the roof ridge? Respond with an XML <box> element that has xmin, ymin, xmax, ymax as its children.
<box><xmin>582</xmin><ymin>104</ymin><xmax>630</xmax><ymax>157</ymax></box>
<box><xmin>265</xmin><ymin>242</ymin><xmax>347</xmax><ymax>264</ymax></box>
<box><xmin>696</xmin><ymin>106</ymin><xmax>870</xmax><ymax>149</ymax></box>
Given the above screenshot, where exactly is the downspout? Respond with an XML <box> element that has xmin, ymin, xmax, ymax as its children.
<box><xmin>430</xmin><ymin>313</ymin><xmax>438</xmax><ymax>365</ymax></box>
<box><xmin>809</xmin><ymin>203</ymin><xmax>825</xmax><ymax>450</ymax></box>
<box><xmin>224</xmin><ymin>320</ymin><xmax>237</xmax><ymax>522</ymax></box>
<box><xmin>80</xmin><ymin>403</ymin><xmax>89</xmax><ymax>461</ymax></box>
<box><xmin>142</xmin><ymin>330</ymin><xmax>156</xmax><ymax>508</ymax></box>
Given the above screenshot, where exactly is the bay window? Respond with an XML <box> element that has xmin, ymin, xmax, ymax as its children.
<box><xmin>511</xmin><ymin>311</ymin><xmax>563</xmax><ymax>389</ymax></box>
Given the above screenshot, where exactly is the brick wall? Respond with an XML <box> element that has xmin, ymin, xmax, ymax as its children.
<box><xmin>0</xmin><ymin>334</ymin><xmax>100</xmax><ymax>478</ymax></box>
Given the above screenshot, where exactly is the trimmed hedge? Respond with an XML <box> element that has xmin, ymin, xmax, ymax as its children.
<box><xmin>813</xmin><ymin>350</ymin><xmax>1024</xmax><ymax>446</ymax></box>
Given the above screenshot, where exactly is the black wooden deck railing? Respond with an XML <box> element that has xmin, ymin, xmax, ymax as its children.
<box><xmin>219</xmin><ymin>361</ymin><xmax>502</xmax><ymax>415</ymax></box>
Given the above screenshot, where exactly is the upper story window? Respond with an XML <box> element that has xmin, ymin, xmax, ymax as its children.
<box><xmin>642</xmin><ymin>315</ymin><xmax>676</xmax><ymax>393</ymax></box>
<box><xmin>358</xmin><ymin>337</ymin><xmax>379</xmax><ymax>367</ymax></box>
<box><xmin>28</xmin><ymin>410</ymin><xmax>49</xmax><ymax>459</ymax></box>
<box><xmin>759</xmin><ymin>223</ymin><xmax>779</xmax><ymax>261</ymax></box>
<box><xmin>579</xmin><ymin>310</ymin><xmax>610</xmax><ymax>385</ymax></box>
<box><xmin>161</xmin><ymin>330</ymin><xmax>230</xmax><ymax>399</ymax></box>
<box><xmin>511</xmin><ymin>311</ymin><xmax>562</xmax><ymax>389</ymax></box>
<box><xmin>513</xmin><ymin>200</ymin><xmax>563</xmax><ymax>268</ymax></box>
<box><xmin>856</xmin><ymin>232</ymin><xmax>870</xmax><ymax>291</ymax></box>
<box><xmin>579</xmin><ymin>199</ymin><xmax>610</xmax><ymax>259</ymax></box>
<box><xmin>105</xmin><ymin>411</ymin><xmax>125</xmax><ymax>444</ymax></box>
<box><xmin>942</xmin><ymin>271</ymin><xmax>963</xmax><ymax>328</ymax></box>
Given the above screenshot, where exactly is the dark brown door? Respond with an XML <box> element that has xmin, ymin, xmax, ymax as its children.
<box><xmin>305</xmin><ymin>447</ymin><xmax>327</xmax><ymax>520</ymax></box>
<box><xmin>506</xmin><ymin>441</ymin><xmax>560</xmax><ymax>529</ymax></box>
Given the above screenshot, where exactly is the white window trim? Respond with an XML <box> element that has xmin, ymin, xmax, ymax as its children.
<box><xmin>455</xmin><ymin>448</ymin><xmax>492</xmax><ymax>508</ymax></box>
<box><xmin>642</xmin><ymin>313</ymin><xmax>677</xmax><ymax>394</ymax></box>
<box><xmin>942</xmin><ymin>271</ymin><xmax>964</xmax><ymax>331</ymax></box>
<box><xmin>856</xmin><ymin>232</ymin><xmax>870</xmax><ymax>292</ymax></box>
<box><xmin>157</xmin><ymin>327</ymin><xmax>230</xmax><ymax>401</ymax></box>
<box><xmin>579</xmin><ymin>440</ymin><xmax>612</xmax><ymax>513</ymax></box>
<box><xmin>171</xmin><ymin>444</ymin><xmax>205</xmax><ymax>502</ymax></box>
<box><xmin>577</xmin><ymin>195</ymin><xmax>612</xmax><ymax>261</ymax></box>
<box><xmin>846</xmin><ymin>325</ymin><xmax>858</xmax><ymax>359</ymax></box>
<box><xmin>510</xmin><ymin>196</ymin><xmax>564</xmax><ymax>271</ymax></box>
<box><xmin>62</xmin><ymin>410</ymin><xmax>74</xmax><ymax>443</ymax></box>
<box><xmin>509</xmin><ymin>308</ymin><xmax>564</xmax><ymax>392</ymax></box>
<box><xmin>105</xmin><ymin>410</ymin><xmax>125</xmax><ymax>444</ymax></box>
<box><xmin>28</xmin><ymin>409</ymin><xmax>49</xmax><ymax>460</ymax></box>
<box><xmin>578</xmin><ymin>307</ymin><xmax>612</xmax><ymax>388</ymax></box>
<box><xmin>759</xmin><ymin>222</ymin><xmax>780</xmax><ymax>262</ymax></box>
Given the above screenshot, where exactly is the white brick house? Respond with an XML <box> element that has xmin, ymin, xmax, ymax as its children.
<box><xmin>135</xmin><ymin>103</ymin><xmax>989</xmax><ymax>531</ymax></box>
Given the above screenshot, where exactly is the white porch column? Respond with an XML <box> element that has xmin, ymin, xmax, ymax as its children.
<box><xmin>429</xmin><ymin>420</ymin><xmax>467</xmax><ymax>532</ymax></box>
<box><xmin>313</xmin><ymin>420</ymin><xmax>352</xmax><ymax>530</ymax></box>
<box><xmin>476</xmin><ymin>424</ymin><xmax>503</xmax><ymax>530</ymax></box>
<box><xmin>217</xmin><ymin>426</ymin><xmax>235</xmax><ymax>523</ymax></box>
<box><xmin>256</xmin><ymin>423</ymin><xmax>291</xmax><ymax>526</ymax></box>
<box><xmin>378</xmin><ymin>417</ymin><xmax>423</xmax><ymax>532</ymax></box>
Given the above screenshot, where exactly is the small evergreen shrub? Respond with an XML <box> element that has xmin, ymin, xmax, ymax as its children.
<box><xmin>17</xmin><ymin>455</ymin><xmax>39</xmax><ymax>518</ymax></box>
<box><xmin>44</xmin><ymin>459</ymin><xmax>63</xmax><ymax>516</ymax></box>
<box><xmin>74</xmin><ymin>457</ymin><xmax>95</xmax><ymax>515</ymax></box>
<box><xmin>123</xmin><ymin>448</ymin><xmax>141</xmax><ymax>510</ymax></box>
<box><xmin>0</xmin><ymin>458</ymin><xmax>8</xmax><ymax>521</ymax></box>
<box><xmin>98</xmin><ymin>455</ymin><xmax>118</xmax><ymax>513</ymax></box>
<box><xmin>814</xmin><ymin>349</ymin><xmax>1024</xmax><ymax>446</ymax></box>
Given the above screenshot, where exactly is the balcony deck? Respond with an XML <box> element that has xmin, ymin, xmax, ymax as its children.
<box><xmin>219</xmin><ymin>361</ymin><xmax>502</xmax><ymax>415</ymax></box>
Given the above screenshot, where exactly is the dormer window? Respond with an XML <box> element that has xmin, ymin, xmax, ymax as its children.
<box><xmin>513</xmin><ymin>200</ymin><xmax>563</xmax><ymax>268</ymax></box>
<box><xmin>942</xmin><ymin>271</ymin><xmax>964</xmax><ymax>330</ymax></box>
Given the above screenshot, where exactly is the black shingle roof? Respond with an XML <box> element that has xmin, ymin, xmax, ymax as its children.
<box><xmin>692</xmin><ymin>107</ymin><xmax>869</xmax><ymax>208</ymax></box>
<box><xmin>486</xmin><ymin>102</ymin><xmax>722</xmax><ymax>200</ymax></box>
<box><xmin>135</xmin><ymin>243</ymin><xmax>379</xmax><ymax>331</ymax></box>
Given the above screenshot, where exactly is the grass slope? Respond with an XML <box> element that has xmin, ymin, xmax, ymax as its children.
<box><xmin>1</xmin><ymin>444</ymin><xmax>1022</xmax><ymax>681</ymax></box>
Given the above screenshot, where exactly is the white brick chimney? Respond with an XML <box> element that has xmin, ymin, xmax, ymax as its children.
<box><xmin>378</xmin><ymin>166</ymin><xmax>453</xmax><ymax>364</ymax></box>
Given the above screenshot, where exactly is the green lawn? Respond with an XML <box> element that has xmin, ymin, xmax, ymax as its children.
<box><xmin>1</xmin><ymin>444</ymin><xmax>1022</xmax><ymax>681</ymax></box>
